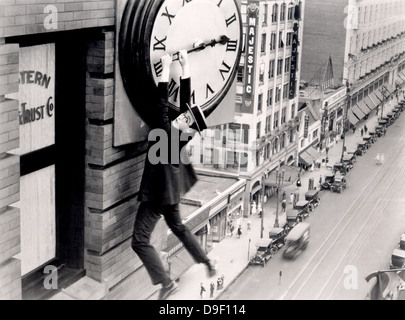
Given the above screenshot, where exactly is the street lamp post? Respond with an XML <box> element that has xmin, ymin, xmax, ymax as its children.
<box><xmin>260</xmin><ymin>174</ymin><xmax>265</xmax><ymax>238</ymax></box>
<box><xmin>341</xmin><ymin>81</ymin><xmax>350</xmax><ymax>162</ymax></box>
<box><xmin>380</xmin><ymin>86</ymin><xmax>387</xmax><ymax>120</ymax></box>
<box><xmin>274</xmin><ymin>167</ymin><xmax>285</xmax><ymax>228</ymax></box>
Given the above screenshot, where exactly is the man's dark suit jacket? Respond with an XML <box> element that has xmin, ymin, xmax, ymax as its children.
<box><xmin>137</xmin><ymin>78</ymin><xmax>198</xmax><ymax>206</ymax></box>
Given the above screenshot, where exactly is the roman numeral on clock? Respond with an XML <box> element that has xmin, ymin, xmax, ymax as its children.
<box><xmin>217</xmin><ymin>0</ymin><xmax>223</xmax><ymax>7</ymax></box>
<box><xmin>225</xmin><ymin>13</ymin><xmax>237</xmax><ymax>27</ymax></box>
<box><xmin>153</xmin><ymin>61</ymin><xmax>163</xmax><ymax>77</ymax></box>
<box><xmin>153</xmin><ymin>36</ymin><xmax>167</xmax><ymax>51</ymax></box>
<box><xmin>206</xmin><ymin>83</ymin><xmax>215</xmax><ymax>98</ymax></box>
<box><xmin>161</xmin><ymin>6</ymin><xmax>175</xmax><ymax>25</ymax></box>
<box><xmin>226</xmin><ymin>40</ymin><xmax>238</xmax><ymax>52</ymax></box>
<box><xmin>219</xmin><ymin>61</ymin><xmax>231</xmax><ymax>81</ymax></box>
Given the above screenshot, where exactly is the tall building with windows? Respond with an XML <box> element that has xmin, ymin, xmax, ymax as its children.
<box><xmin>301</xmin><ymin>0</ymin><xmax>405</xmax><ymax>127</ymax></box>
<box><xmin>191</xmin><ymin>0</ymin><xmax>305</xmax><ymax>215</ymax></box>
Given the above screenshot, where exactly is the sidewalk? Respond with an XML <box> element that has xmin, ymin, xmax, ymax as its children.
<box><xmin>153</xmin><ymin>96</ymin><xmax>401</xmax><ymax>301</ymax></box>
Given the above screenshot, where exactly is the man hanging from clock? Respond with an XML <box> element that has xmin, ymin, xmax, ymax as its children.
<box><xmin>131</xmin><ymin>50</ymin><xmax>217</xmax><ymax>300</ymax></box>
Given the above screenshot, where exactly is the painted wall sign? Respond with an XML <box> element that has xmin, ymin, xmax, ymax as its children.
<box><xmin>241</xmin><ymin>2</ymin><xmax>259</xmax><ymax>114</ymax></box>
<box><xmin>8</xmin><ymin>44</ymin><xmax>55</xmax><ymax>155</ymax></box>
<box><xmin>289</xmin><ymin>22</ymin><xmax>299</xmax><ymax>100</ymax></box>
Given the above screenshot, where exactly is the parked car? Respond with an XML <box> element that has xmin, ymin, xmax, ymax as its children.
<box><xmin>333</xmin><ymin>162</ymin><xmax>348</xmax><ymax>175</ymax></box>
<box><xmin>330</xmin><ymin>174</ymin><xmax>347</xmax><ymax>193</ymax></box>
<box><xmin>268</xmin><ymin>227</ymin><xmax>287</xmax><ymax>254</ymax></box>
<box><xmin>250</xmin><ymin>239</ymin><xmax>274</xmax><ymax>267</ymax></box>
<box><xmin>305</xmin><ymin>190</ymin><xmax>320</xmax><ymax>208</ymax></box>
<box><xmin>342</xmin><ymin>154</ymin><xmax>356</xmax><ymax>171</ymax></box>
<box><xmin>321</xmin><ymin>174</ymin><xmax>335</xmax><ymax>190</ymax></box>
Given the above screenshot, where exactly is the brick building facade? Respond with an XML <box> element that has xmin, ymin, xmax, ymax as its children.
<box><xmin>0</xmin><ymin>0</ymin><xmax>246</xmax><ymax>300</ymax></box>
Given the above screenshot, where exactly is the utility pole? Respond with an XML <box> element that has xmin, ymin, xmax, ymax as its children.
<box><xmin>341</xmin><ymin>81</ymin><xmax>350</xmax><ymax>162</ymax></box>
<box><xmin>260</xmin><ymin>174</ymin><xmax>265</xmax><ymax>238</ymax></box>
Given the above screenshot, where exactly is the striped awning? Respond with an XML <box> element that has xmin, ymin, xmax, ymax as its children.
<box><xmin>347</xmin><ymin>109</ymin><xmax>360</xmax><ymax>125</ymax></box>
<box><xmin>369</xmin><ymin>92</ymin><xmax>382</xmax><ymax>106</ymax></box>
<box><xmin>351</xmin><ymin>104</ymin><xmax>366</xmax><ymax>119</ymax></box>
<box><xmin>357</xmin><ymin>100</ymin><xmax>372</xmax><ymax>115</ymax></box>
<box><xmin>374</xmin><ymin>89</ymin><xmax>384</xmax><ymax>102</ymax></box>
<box><xmin>363</xmin><ymin>96</ymin><xmax>377</xmax><ymax>111</ymax></box>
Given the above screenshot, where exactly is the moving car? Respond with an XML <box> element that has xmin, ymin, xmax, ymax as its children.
<box><xmin>283</xmin><ymin>223</ymin><xmax>310</xmax><ymax>259</ymax></box>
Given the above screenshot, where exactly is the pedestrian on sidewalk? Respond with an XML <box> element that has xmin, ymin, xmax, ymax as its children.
<box><xmin>352</xmin><ymin>125</ymin><xmax>356</xmax><ymax>134</ymax></box>
<box><xmin>221</xmin><ymin>274</ymin><xmax>225</xmax><ymax>289</ymax></box>
<box><xmin>237</xmin><ymin>225</ymin><xmax>242</xmax><ymax>238</ymax></box>
<box><xmin>217</xmin><ymin>277</ymin><xmax>222</xmax><ymax>290</ymax></box>
<box><xmin>364</xmin><ymin>124</ymin><xmax>368</xmax><ymax>134</ymax></box>
<box><xmin>281</xmin><ymin>199</ymin><xmax>286</xmax><ymax>212</ymax></box>
<box><xmin>200</xmin><ymin>283</ymin><xmax>206</xmax><ymax>299</ymax></box>
<box><xmin>376</xmin><ymin>106</ymin><xmax>379</xmax><ymax>116</ymax></box>
<box><xmin>210</xmin><ymin>282</ymin><xmax>215</xmax><ymax>298</ymax></box>
<box><xmin>130</xmin><ymin>52</ymin><xmax>216</xmax><ymax>301</ymax></box>
<box><xmin>290</xmin><ymin>193</ymin><xmax>294</xmax><ymax>204</ymax></box>
<box><xmin>279</xmin><ymin>271</ymin><xmax>283</xmax><ymax>285</ymax></box>
<box><xmin>361</xmin><ymin>128</ymin><xmax>364</xmax><ymax>136</ymax></box>
<box><xmin>319</xmin><ymin>175</ymin><xmax>322</xmax><ymax>186</ymax></box>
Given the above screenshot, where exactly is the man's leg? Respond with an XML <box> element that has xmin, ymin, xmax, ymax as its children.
<box><xmin>131</xmin><ymin>202</ymin><xmax>170</xmax><ymax>286</ymax></box>
<box><xmin>162</xmin><ymin>204</ymin><xmax>216</xmax><ymax>276</ymax></box>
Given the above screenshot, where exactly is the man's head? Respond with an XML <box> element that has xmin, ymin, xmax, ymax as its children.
<box><xmin>172</xmin><ymin>104</ymin><xmax>207</xmax><ymax>133</ymax></box>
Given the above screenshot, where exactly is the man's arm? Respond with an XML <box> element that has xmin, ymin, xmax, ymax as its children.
<box><xmin>156</xmin><ymin>54</ymin><xmax>172</xmax><ymax>132</ymax></box>
<box><xmin>179</xmin><ymin>50</ymin><xmax>191</xmax><ymax>114</ymax></box>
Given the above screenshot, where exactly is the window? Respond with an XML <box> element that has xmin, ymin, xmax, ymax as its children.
<box><xmin>270</xmin><ymin>33</ymin><xmax>277</xmax><ymax>50</ymax></box>
<box><xmin>263</xmin><ymin>4</ymin><xmax>268</xmax><ymax>24</ymax></box>
<box><xmin>265</xmin><ymin>115</ymin><xmax>271</xmax><ymax>133</ymax></box>
<box><xmin>256</xmin><ymin>122</ymin><xmax>261</xmax><ymax>139</ymax></box>
<box><xmin>286</xmin><ymin>32</ymin><xmax>292</xmax><ymax>46</ymax></box>
<box><xmin>258</xmin><ymin>93</ymin><xmax>263</xmax><ymax>112</ymax></box>
<box><xmin>280</xmin><ymin>4</ymin><xmax>286</xmax><ymax>22</ymax></box>
<box><xmin>275</xmin><ymin>86</ymin><xmax>281</xmax><ymax>103</ymax></box>
<box><xmin>273</xmin><ymin>111</ymin><xmax>279</xmax><ymax>128</ymax></box>
<box><xmin>259</xmin><ymin>63</ymin><xmax>265</xmax><ymax>83</ymax></box>
<box><xmin>289</xmin><ymin>128</ymin><xmax>294</xmax><ymax>143</ymax></box>
<box><xmin>312</xmin><ymin>129</ymin><xmax>318</xmax><ymax>139</ymax></box>
<box><xmin>280</xmin><ymin>133</ymin><xmax>285</xmax><ymax>149</ymax></box>
<box><xmin>261</xmin><ymin>33</ymin><xmax>266</xmax><ymax>53</ymax></box>
<box><xmin>279</xmin><ymin>31</ymin><xmax>284</xmax><ymax>48</ymax></box>
<box><xmin>203</xmin><ymin>148</ymin><xmax>213</xmax><ymax>165</ymax></box>
<box><xmin>281</xmin><ymin>107</ymin><xmax>286</xmax><ymax>124</ymax></box>
<box><xmin>291</xmin><ymin>103</ymin><xmax>296</xmax><ymax>119</ymax></box>
<box><xmin>283</xmin><ymin>83</ymin><xmax>289</xmax><ymax>100</ymax></box>
<box><xmin>272</xmin><ymin>4</ymin><xmax>278</xmax><ymax>22</ymax></box>
<box><xmin>277</xmin><ymin>58</ymin><xmax>283</xmax><ymax>75</ymax></box>
<box><xmin>269</xmin><ymin>59</ymin><xmax>275</xmax><ymax>78</ymax></box>
<box><xmin>267</xmin><ymin>88</ymin><xmax>273</xmax><ymax>106</ymax></box>
<box><xmin>288</xmin><ymin>7</ymin><xmax>294</xmax><ymax>20</ymax></box>
<box><xmin>285</xmin><ymin>57</ymin><xmax>291</xmax><ymax>73</ymax></box>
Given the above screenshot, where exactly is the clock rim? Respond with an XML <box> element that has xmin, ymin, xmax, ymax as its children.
<box><xmin>119</xmin><ymin>0</ymin><xmax>243</xmax><ymax>127</ymax></box>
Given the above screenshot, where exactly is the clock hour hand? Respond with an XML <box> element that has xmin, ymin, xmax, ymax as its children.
<box><xmin>172</xmin><ymin>35</ymin><xmax>230</xmax><ymax>61</ymax></box>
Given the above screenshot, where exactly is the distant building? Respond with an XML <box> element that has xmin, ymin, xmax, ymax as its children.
<box><xmin>301</xmin><ymin>0</ymin><xmax>405</xmax><ymax>131</ymax></box>
<box><xmin>191</xmin><ymin>0</ymin><xmax>306</xmax><ymax>216</ymax></box>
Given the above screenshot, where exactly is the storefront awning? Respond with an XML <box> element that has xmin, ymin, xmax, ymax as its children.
<box><xmin>369</xmin><ymin>92</ymin><xmax>382</xmax><ymax>107</ymax></box>
<box><xmin>305</xmin><ymin>147</ymin><xmax>319</xmax><ymax>160</ymax></box>
<box><xmin>299</xmin><ymin>151</ymin><xmax>314</xmax><ymax>166</ymax></box>
<box><xmin>374</xmin><ymin>89</ymin><xmax>384</xmax><ymax>102</ymax></box>
<box><xmin>383</xmin><ymin>84</ymin><xmax>396</xmax><ymax>96</ymax></box>
<box><xmin>351</xmin><ymin>104</ymin><xmax>366</xmax><ymax>119</ymax></box>
<box><xmin>363</xmin><ymin>96</ymin><xmax>376</xmax><ymax>111</ymax></box>
<box><xmin>398</xmin><ymin>72</ymin><xmax>405</xmax><ymax>83</ymax></box>
<box><xmin>346</xmin><ymin>109</ymin><xmax>360</xmax><ymax>125</ymax></box>
<box><xmin>356</xmin><ymin>100</ymin><xmax>371</xmax><ymax>115</ymax></box>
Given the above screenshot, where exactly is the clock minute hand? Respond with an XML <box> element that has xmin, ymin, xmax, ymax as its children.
<box><xmin>172</xmin><ymin>35</ymin><xmax>230</xmax><ymax>61</ymax></box>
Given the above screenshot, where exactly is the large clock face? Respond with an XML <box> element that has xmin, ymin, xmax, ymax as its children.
<box><xmin>119</xmin><ymin>0</ymin><xmax>242</xmax><ymax>126</ymax></box>
<box><xmin>147</xmin><ymin>0</ymin><xmax>242</xmax><ymax>111</ymax></box>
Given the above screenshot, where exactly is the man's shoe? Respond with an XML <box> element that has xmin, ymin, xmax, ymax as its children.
<box><xmin>158</xmin><ymin>282</ymin><xmax>178</xmax><ymax>300</ymax></box>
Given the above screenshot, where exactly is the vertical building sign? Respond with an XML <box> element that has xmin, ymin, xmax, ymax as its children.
<box><xmin>289</xmin><ymin>22</ymin><xmax>299</xmax><ymax>100</ymax></box>
<box><xmin>242</xmin><ymin>2</ymin><xmax>259</xmax><ymax>114</ymax></box>
<box><xmin>304</xmin><ymin>114</ymin><xmax>309</xmax><ymax>138</ymax></box>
